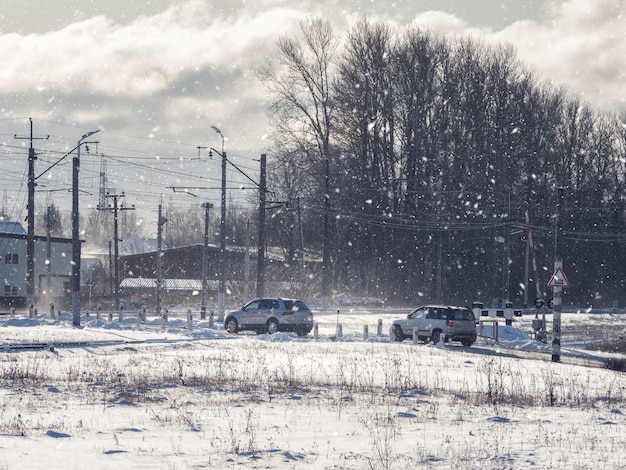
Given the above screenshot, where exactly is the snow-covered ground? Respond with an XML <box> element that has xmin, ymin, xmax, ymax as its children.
<box><xmin>0</xmin><ymin>307</ymin><xmax>624</xmax><ymax>469</ymax></box>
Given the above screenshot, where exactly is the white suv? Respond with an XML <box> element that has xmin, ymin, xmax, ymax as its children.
<box><xmin>390</xmin><ymin>305</ymin><xmax>477</xmax><ymax>346</ymax></box>
<box><xmin>224</xmin><ymin>298</ymin><xmax>314</xmax><ymax>336</ymax></box>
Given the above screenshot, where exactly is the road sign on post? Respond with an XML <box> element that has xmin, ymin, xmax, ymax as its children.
<box><xmin>549</xmin><ymin>261</ymin><xmax>569</xmax><ymax>362</ymax></box>
<box><xmin>548</xmin><ymin>267</ymin><xmax>570</xmax><ymax>288</ymax></box>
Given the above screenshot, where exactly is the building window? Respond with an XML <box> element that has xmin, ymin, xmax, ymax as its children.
<box><xmin>3</xmin><ymin>286</ymin><xmax>18</xmax><ymax>296</ymax></box>
<box><xmin>4</xmin><ymin>253</ymin><xmax>18</xmax><ymax>264</ymax></box>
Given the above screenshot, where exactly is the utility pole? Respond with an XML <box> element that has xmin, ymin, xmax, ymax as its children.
<box><xmin>156</xmin><ymin>204</ymin><xmax>168</xmax><ymax>319</ymax></box>
<box><xmin>99</xmin><ymin>192</ymin><xmax>134</xmax><ymax>312</ymax></box>
<box><xmin>297</xmin><ymin>197</ymin><xmax>305</xmax><ymax>298</ymax></box>
<box><xmin>72</xmin><ymin>130</ymin><xmax>100</xmax><ymax>326</ymax></box>
<box><xmin>14</xmin><ymin>118</ymin><xmax>48</xmax><ymax>312</ymax></box>
<box><xmin>200</xmin><ymin>202</ymin><xmax>211</xmax><ymax>318</ymax></box>
<box><xmin>321</xmin><ymin>158</ymin><xmax>331</xmax><ymax>308</ymax></box>
<box><xmin>257</xmin><ymin>153</ymin><xmax>267</xmax><ymax>298</ymax></box>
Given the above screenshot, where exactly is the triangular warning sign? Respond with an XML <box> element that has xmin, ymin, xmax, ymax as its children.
<box><xmin>548</xmin><ymin>267</ymin><xmax>570</xmax><ymax>288</ymax></box>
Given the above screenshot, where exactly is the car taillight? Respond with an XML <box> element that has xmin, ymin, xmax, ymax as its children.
<box><xmin>446</xmin><ymin>319</ymin><xmax>453</xmax><ymax>327</ymax></box>
<box><xmin>281</xmin><ymin>311</ymin><xmax>294</xmax><ymax>316</ymax></box>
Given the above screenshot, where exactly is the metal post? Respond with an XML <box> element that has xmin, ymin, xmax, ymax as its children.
<box><xmin>552</xmin><ymin>188</ymin><xmax>565</xmax><ymax>362</ymax></box>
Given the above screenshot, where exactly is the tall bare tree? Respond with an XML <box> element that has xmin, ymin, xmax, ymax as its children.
<box><xmin>260</xmin><ymin>17</ymin><xmax>338</xmax><ymax>302</ymax></box>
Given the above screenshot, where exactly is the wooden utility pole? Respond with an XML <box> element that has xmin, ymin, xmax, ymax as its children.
<box><xmin>14</xmin><ymin>119</ymin><xmax>48</xmax><ymax>311</ymax></box>
<box><xmin>98</xmin><ymin>192</ymin><xmax>134</xmax><ymax>311</ymax></box>
<box><xmin>257</xmin><ymin>154</ymin><xmax>267</xmax><ymax>297</ymax></box>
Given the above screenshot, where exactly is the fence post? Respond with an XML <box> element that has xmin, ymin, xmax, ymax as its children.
<box><xmin>187</xmin><ymin>308</ymin><xmax>193</xmax><ymax>330</ymax></box>
<box><xmin>161</xmin><ymin>308</ymin><xmax>168</xmax><ymax>331</ymax></box>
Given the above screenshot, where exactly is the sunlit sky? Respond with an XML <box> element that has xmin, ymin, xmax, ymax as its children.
<box><xmin>0</xmin><ymin>0</ymin><xmax>624</xmax><ymax>228</ymax></box>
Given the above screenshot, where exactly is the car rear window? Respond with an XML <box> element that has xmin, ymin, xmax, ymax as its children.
<box><xmin>450</xmin><ymin>309</ymin><xmax>474</xmax><ymax>321</ymax></box>
<box><xmin>284</xmin><ymin>300</ymin><xmax>309</xmax><ymax>311</ymax></box>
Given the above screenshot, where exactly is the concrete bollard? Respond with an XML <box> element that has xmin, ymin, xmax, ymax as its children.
<box><xmin>85</xmin><ymin>309</ymin><xmax>90</xmax><ymax>320</ymax></box>
<box><xmin>377</xmin><ymin>319</ymin><xmax>383</xmax><ymax>336</ymax></box>
<box><xmin>209</xmin><ymin>309</ymin><xmax>214</xmax><ymax>328</ymax></box>
<box><xmin>97</xmin><ymin>304</ymin><xmax>102</xmax><ymax>320</ymax></box>
<box><xmin>363</xmin><ymin>324</ymin><xmax>369</xmax><ymax>341</ymax></box>
<box><xmin>187</xmin><ymin>308</ymin><xmax>193</xmax><ymax>330</ymax></box>
<box><xmin>118</xmin><ymin>307</ymin><xmax>124</xmax><ymax>323</ymax></box>
<box><xmin>50</xmin><ymin>303</ymin><xmax>56</xmax><ymax>321</ymax></box>
<box><xmin>336</xmin><ymin>323</ymin><xmax>343</xmax><ymax>338</ymax></box>
<box><xmin>141</xmin><ymin>305</ymin><xmax>147</xmax><ymax>323</ymax></box>
<box><xmin>136</xmin><ymin>310</ymin><xmax>142</xmax><ymax>326</ymax></box>
<box><xmin>10</xmin><ymin>307</ymin><xmax>15</xmax><ymax>317</ymax></box>
<box><xmin>108</xmin><ymin>310</ymin><xmax>113</xmax><ymax>322</ymax></box>
<box><xmin>200</xmin><ymin>306</ymin><xmax>206</xmax><ymax>320</ymax></box>
<box><xmin>313</xmin><ymin>323</ymin><xmax>319</xmax><ymax>340</ymax></box>
<box><xmin>29</xmin><ymin>304</ymin><xmax>34</xmax><ymax>319</ymax></box>
<box><xmin>413</xmin><ymin>327</ymin><xmax>419</xmax><ymax>345</ymax></box>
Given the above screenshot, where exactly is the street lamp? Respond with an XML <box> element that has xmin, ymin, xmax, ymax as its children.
<box><xmin>211</xmin><ymin>126</ymin><xmax>227</xmax><ymax>322</ymax></box>
<box><xmin>72</xmin><ymin>129</ymin><xmax>100</xmax><ymax>327</ymax></box>
<box><xmin>201</xmin><ymin>202</ymin><xmax>213</xmax><ymax>319</ymax></box>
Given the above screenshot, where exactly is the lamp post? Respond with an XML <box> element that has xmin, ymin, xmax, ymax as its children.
<box><xmin>211</xmin><ymin>125</ymin><xmax>227</xmax><ymax>322</ymax></box>
<box><xmin>201</xmin><ymin>202</ymin><xmax>213</xmax><ymax>319</ymax></box>
<box><xmin>72</xmin><ymin>129</ymin><xmax>100</xmax><ymax>327</ymax></box>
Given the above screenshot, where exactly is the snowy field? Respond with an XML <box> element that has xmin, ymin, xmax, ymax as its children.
<box><xmin>0</xmin><ymin>307</ymin><xmax>625</xmax><ymax>469</ymax></box>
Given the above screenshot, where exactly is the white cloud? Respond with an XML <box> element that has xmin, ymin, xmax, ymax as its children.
<box><xmin>0</xmin><ymin>0</ymin><xmax>304</xmax><ymax>97</ymax></box>
<box><xmin>495</xmin><ymin>0</ymin><xmax>625</xmax><ymax>109</ymax></box>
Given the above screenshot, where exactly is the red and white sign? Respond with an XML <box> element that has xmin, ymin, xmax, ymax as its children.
<box><xmin>548</xmin><ymin>267</ymin><xmax>570</xmax><ymax>288</ymax></box>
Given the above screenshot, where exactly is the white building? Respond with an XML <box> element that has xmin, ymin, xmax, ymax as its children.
<box><xmin>0</xmin><ymin>222</ymin><xmax>73</xmax><ymax>310</ymax></box>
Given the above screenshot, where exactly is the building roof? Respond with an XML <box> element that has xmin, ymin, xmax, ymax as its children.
<box><xmin>120</xmin><ymin>278</ymin><xmax>210</xmax><ymax>290</ymax></box>
<box><xmin>0</xmin><ymin>222</ymin><xmax>26</xmax><ymax>235</ymax></box>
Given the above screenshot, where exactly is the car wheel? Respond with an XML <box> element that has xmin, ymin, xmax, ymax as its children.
<box><xmin>431</xmin><ymin>329</ymin><xmax>442</xmax><ymax>344</ymax></box>
<box><xmin>390</xmin><ymin>325</ymin><xmax>404</xmax><ymax>342</ymax></box>
<box><xmin>266</xmin><ymin>319</ymin><xmax>279</xmax><ymax>335</ymax></box>
<box><xmin>461</xmin><ymin>340</ymin><xmax>474</xmax><ymax>347</ymax></box>
<box><xmin>296</xmin><ymin>328</ymin><xmax>309</xmax><ymax>337</ymax></box>
<box><xmin>225</xmin><ymin>317</ymin><xmax>238</xmax><ymax>334</ymax></box>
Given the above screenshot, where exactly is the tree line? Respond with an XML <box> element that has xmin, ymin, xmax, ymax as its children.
<box><xmin>259</xmin><ymin>17</ymin><xmax>626</xmax><ymax>308</ymax></box>
<box><xmin>34</xmin><ymin>17</ymin><xmax>626</xmax><ymax>309</ymax></box>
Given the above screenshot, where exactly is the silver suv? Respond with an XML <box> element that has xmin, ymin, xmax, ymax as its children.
<box><xmin>390</xmin><ymin>305</ymin><xmax>476</xmax><ymax>346</ymax></box>
<box><xmin>224</xmin><ymin>298</ymin><xmax>314</xmax><ymax>336</ymax></box>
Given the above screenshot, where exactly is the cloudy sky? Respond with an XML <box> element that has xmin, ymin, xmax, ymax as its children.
<box><xmin>0</xmin><ymin>0</ymin><xmax>624</xmax><ymax>228</ymax></box>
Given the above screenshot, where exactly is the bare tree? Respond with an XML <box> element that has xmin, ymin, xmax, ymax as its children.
<box><xmin>260</xmin><ymin>17</ymin><xmax>338</xmax><ymax>302</ymax></box>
